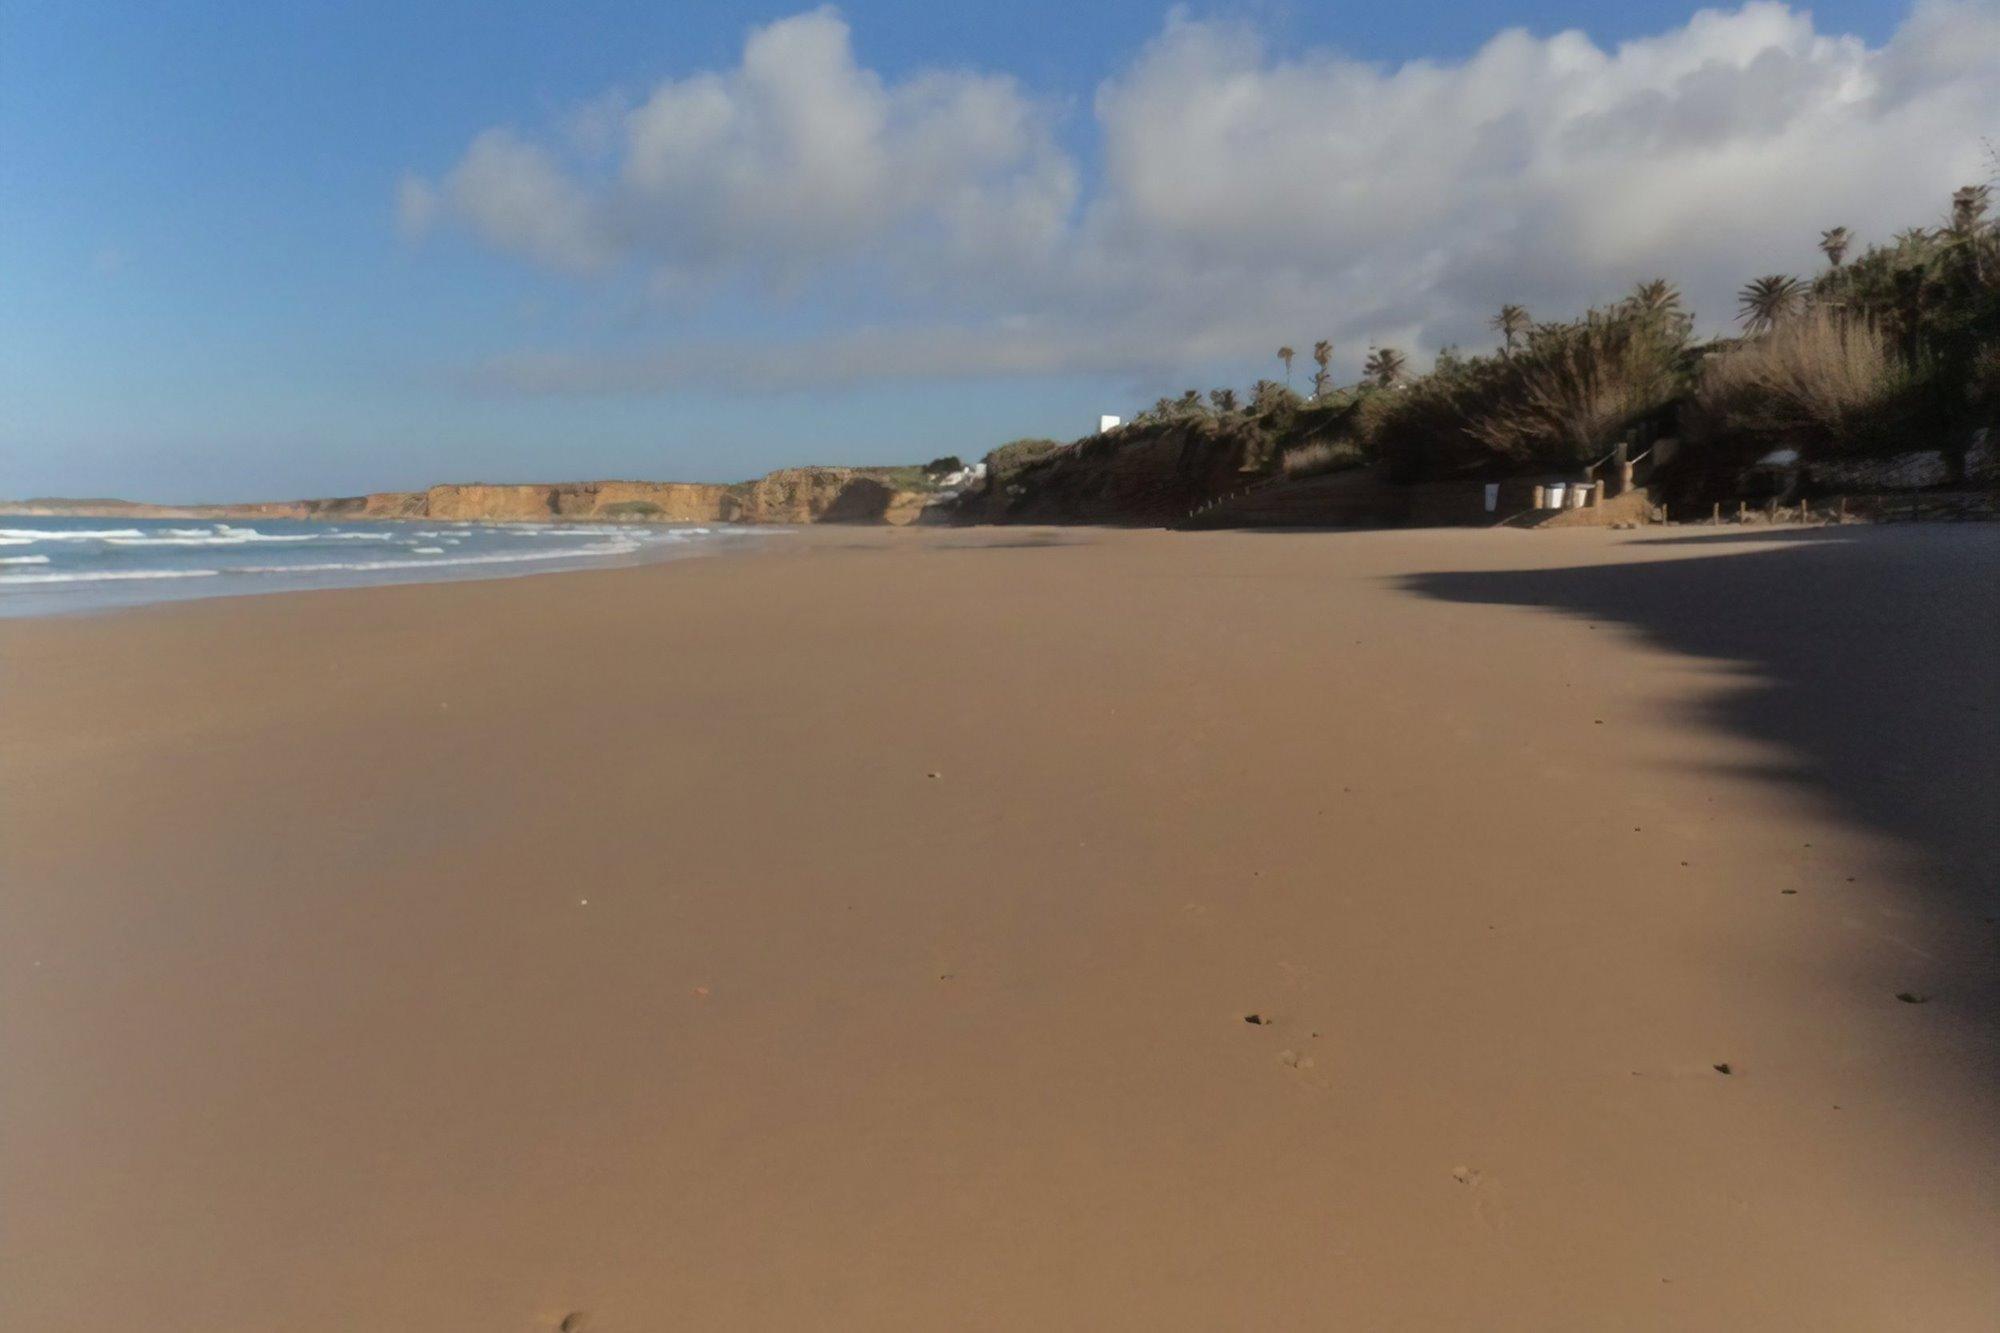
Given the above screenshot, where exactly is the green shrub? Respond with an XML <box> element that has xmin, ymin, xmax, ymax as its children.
<box><xmin>1367</xmin><ymin>307</ymin><xmax>1689</xmax><ymax>480</ymax></box>
<box><xmin>983</xmin><ymin>438</ymin><xmax>1067</xmax><ymax>479</ymax></box>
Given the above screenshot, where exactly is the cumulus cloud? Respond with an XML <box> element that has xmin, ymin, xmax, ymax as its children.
<box><xmin>403</xmin><ymin>6</ymin><xmax>1073</xmax><ymax>288</ymax></box>
<box><xmin>407</xmin><ymin>1</ymin><xmax>2000</xmax><ymax>391</ymax></box>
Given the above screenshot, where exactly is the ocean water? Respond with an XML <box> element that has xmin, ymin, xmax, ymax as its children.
<box><xmin>0</xmin><ymin>516</ymin><xmax>753</xmax><ymax>617</ymax></box>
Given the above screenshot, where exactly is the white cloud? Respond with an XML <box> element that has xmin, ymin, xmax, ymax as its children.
<box><xmin>409</xmin><ymin>1</ymin><xmax>2000</xmax><ymax>392</ymax></box>
<box><xmin>404</xmin><ymin>6</ymin><xmax>1072</xmax><ymax>288</ymax></box>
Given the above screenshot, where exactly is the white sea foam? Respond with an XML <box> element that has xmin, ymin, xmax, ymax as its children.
<box><xmin>0</xmin><ymin>527</ymin><xmax>147</xmax><ymax>542</ymax></box>
<box><xmin>229</xmin><ymin>542</ymin><xmax>643</xmax><ymax>577</ymax></box>
<box><xmin>0</xmin><ymin>517</ymin><xmax>727</xmax><ymax>607</ymax></box>
<box><xmin>0</xmin><ymin>568</ymin><xmax>222</xmax><ymax>585</ymax></box>
<box><xmin>110</xmin><ymin>529</ymin><xmax>400</xmax><ymax>546</ymax></box>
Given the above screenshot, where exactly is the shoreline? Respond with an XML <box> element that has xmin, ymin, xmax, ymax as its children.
<box><xmin>4</xmin><ymin>524</ymin><xmax>1995</xmax><ymax>1329</ymax></box>
<box><xmin>0</xmin><ymin>516</ymin><xmax>784</xmax><ymax>620</ymax></box>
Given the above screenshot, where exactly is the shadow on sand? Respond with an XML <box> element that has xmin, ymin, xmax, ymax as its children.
<box><xmin>1403</xmin><ymin>524</ymin><xmax>2000</xmax><ymax>1068</ymax></box>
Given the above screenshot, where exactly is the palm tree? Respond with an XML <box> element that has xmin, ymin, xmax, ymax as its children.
<box><xmin>1277</xmin><ymin>346</ymin><xmax>1295</xmax><ymax>387</ymax></box>
<box><xmin>1737</xmin><ymin>274</ymin><xmax>1805</xmax><ymax>335</ymax></box>
<box><xmin>1250</xmin><ymin>379</ymin><xmax>1293</xmax><ymax>413</ymax></box>
<box><xmin>1947</xmin><ymin>185</ymin><xmax>1991</xmax><ymax>283</ymax></box>
<box><xmin>1363</xmin><ymin>346</ymin><xmax>1406</xmax><ymax>387</ymax></box>
<box><xmin>1309</xmin><ymin>340</ymin><xmax>1334</xmax><ymax>399</ymax></box>
<box><xmin>1626</xmin><ymin>279</ymin><xmax>1683</xmax><ymax>319</ymax></box>
<box><xmin>1491</xmin><ymin>304</ymin><xmax>1529</xmax><ymax>354</ymax></box>
<box><xmin>1622</xmin><ymin>279</ymin><xmax>1690</xmax><ymax>342</ymax></box>
<box><xmin>1949</xmin><ymin>184</ymin><xmax>1990</xmax><ymax>235</ymax></box>
<box><xmin>1819</xmin><ymin>226</ymin><xmax>1851</xmax><ymax>268</ymax></box>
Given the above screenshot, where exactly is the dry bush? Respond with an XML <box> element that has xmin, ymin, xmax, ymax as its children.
<box><xmin>1363</xmin><ymin>308</ymin><xmax>1687</xmax><ymax>481</ymax></box>
<box><xmin>1690</xmin><ymin>310</ymin><xmax>1917</xmax><ymax>455</ymax></box>
<box><xmin>1281</xmin><ymin>440</ymin><xmax>1367</xmax><ymax>478</ymax></box>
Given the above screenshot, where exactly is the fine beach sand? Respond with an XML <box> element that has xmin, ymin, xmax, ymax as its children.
<box><xmin>3</xmin><ymin>523</ymin><xmax>1996</xmax><ymax>1330</ymax></box>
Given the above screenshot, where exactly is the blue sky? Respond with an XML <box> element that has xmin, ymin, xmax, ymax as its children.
<box><xmin>2</xmin><ymin>0</ymin><xmax>1982</xmax><ymax>501</ymax></box>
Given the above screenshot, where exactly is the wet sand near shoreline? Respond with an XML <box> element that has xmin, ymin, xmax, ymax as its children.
<box><xmin>3</xmin><ymin>524</ymin><xmax>1995</xmax><ymax>1330</ymax></box>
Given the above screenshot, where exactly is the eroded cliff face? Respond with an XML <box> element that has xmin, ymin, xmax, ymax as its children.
<box><xmin>291</xmin><ymin>492</ymin><xmax>428</xmax><ymax>520</ymax></box>
<box><xmin>415</xmin><ymin>480</ymin><xmax>734</xmax><ymax>522</ymax></box>
<box><xmin>962</xmin><ymin>419</ymin><xmax>1273</xmax><ymax>525</ymax></box>
<box><xmin>571</xmin><ymin>482</ymin><xmax>732</xmax><ymax>522</ymax></box>
<box><xmin>423</xmin><ymin>484</ymin><xmax>557</xmax><ymax>521</ymax></box>
<box><xmin>4</xmin><ymin>470</ymin><xmax>940</xmax><ymax>526</ymax></box>
<box><xmin>726</xmin><ymin>468</ymin><xmax>931</xmax><ymax>525</ymax></box>
<box><xmin>418</xmin><ymin>474</ymin><xmax>925</xmax><ymax>524</ymax></box>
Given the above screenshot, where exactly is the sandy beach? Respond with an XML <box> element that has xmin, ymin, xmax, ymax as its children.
<box><xmin>2</xmin><ymin>523</ymin><xmax>1996</xmax><ymax>1330</ymax></box>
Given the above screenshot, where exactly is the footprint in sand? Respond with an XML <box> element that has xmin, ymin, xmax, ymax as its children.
<box><xmin>1451</xmin><ymin>1166</ymin><xmax>1509</xmax><ymax>1229</ymax></box>
<box><xmin>1276</xmin><ymin>1046</ymin><xmax>1329</xmax><ymax>1091</ymax></box>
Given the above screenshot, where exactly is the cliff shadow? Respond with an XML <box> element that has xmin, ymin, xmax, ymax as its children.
<box><xmin>818</xmin><ymin>478</ymin><xmax>900</xmax><ymax>523</ymax></box>
<box><xmin>1402</xmin><ymin>525</ymin><xmax>2000</xmax><ymax>1082</ymax></box>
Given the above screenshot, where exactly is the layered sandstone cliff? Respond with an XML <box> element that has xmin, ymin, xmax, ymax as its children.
<box><xmin>727</xmin><ymin>468</ymin><xmax>931</xmax><ymax>525</ymax></box>
<box><xmin>419</xmin><ymin>481</ymin><xmax>725</xmax><ymax>522</ymax></box>
<box><xmin>4</xmin><ymin>469</ymin><xmax>941</xmax><ymax>526</ymax></box>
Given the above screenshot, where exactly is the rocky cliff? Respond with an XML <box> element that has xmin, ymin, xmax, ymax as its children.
<box><xmin>959</xmin><ymin>417</ymin><xmax>1278</xmax><ymax>525</ymax></box>
<box><xmin>727</xmin><ymin>468</ymin><xmax>932</xmax><ymax>525</ymax></box>
<box><xmin>417</xmin><ymin>482</ymin><xmax>732</xmax><ymax>522</ymax></box>
<box><xmin>6</xmin><ymin>469</ymin><xmax>940</xmax><ymax>526</ymax></box>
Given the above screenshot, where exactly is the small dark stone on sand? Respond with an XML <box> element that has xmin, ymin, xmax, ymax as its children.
<box><xmin>1713</xmin><ymin>1063</ymin><xmax>1733</xmax><ymax>1075</ymax></box>
<box><xmin>560</xmin><ymin>1314</ymin><xmax>590</xmax><ymax>1333</ymax></box>
<box><xmin>1895</xmin><ymin>991</ymin><xmax>1928</xmax><ymax>1004</ymax></box>
<box><xmin>1244</xmin><ymin>1013</ymin><xmax>1269</xmax><ymax>1025</ymax></box>
<box><xmin>1781</xmin><ymin>889</ymin><xmax>1797</xmax><ymax>895</ymax></box>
